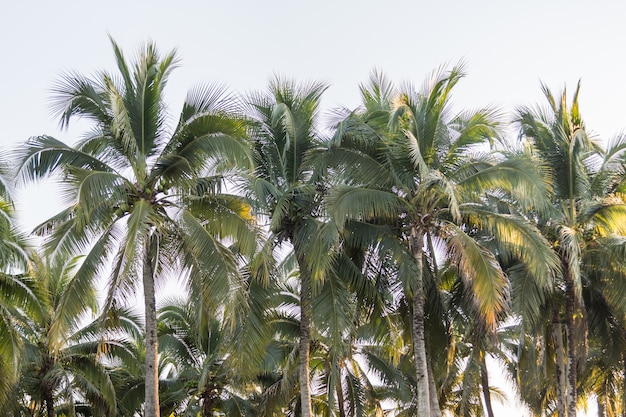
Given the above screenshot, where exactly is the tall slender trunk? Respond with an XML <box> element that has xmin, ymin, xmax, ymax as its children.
<box><xmin>426</xmin><ymin>229</ymin><xmax>443</xmax><ymax>417</ymax></box>
<box><xmin>410</xmin><ymin>227</ymin><xmax>432</xmax><ymax>417</ymax></box>
<box><xmin>201</xmin><ymin>388</ymin><xmax>217</xmax><ymax>417</ymax></box>
<box><xmin>622</xmin><ymin>348</ymin><xmax>626</xmax><ymax>417</ymax></box>
<box><xmin>143</xmin><ymin>237</ymin><xmax>160</xmax><ymax>417</ymax></box>
<box><xmin>563</xmin><ymin>262</ymin><xmax>577</xmax><ymax>417</ymax></box>
<box><xmin>45</xmin><ymin>392</ymin><xmax>54</xmax><ymax>417</ymax></box>
<box><xmin>293</xmin><ymin>227</ymin><xmax>315</xmax><ymax>417</ymax></box>
<box><xmin>553</xmin><ymin>307</ymin><xmax>567</xmax><ymax>417</ymax></box>
<box><xmin>427</xmin><ymin>355</ymin><xmax>442</xmax><ymax>417</ymax></box>
<box><xmin>479</xmin><ymin>353</ymin><xmax>495</xmax><ymax>417</ymax></box>
<box><xmin>299</xmin><ymin>268</ymin><xmax>313</xmax><ymax>417</ymax></box>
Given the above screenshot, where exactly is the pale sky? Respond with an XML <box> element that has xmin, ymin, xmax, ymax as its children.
<box><xmin>1</xmin><ymin>1</ymin><xmax>623</xmax><ymax>414</ymax></box>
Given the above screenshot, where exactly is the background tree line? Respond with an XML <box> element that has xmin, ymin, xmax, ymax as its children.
<box><xmin>0</xmin><ymin>39</ymin><xmax>624</xmax><ymax>417</ymax></box>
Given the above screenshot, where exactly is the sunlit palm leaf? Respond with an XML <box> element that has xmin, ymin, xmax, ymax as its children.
<box><xmin>443</xmin><ymin>222</ymin><xmax>507</xmax><ymax>327</ymax></box>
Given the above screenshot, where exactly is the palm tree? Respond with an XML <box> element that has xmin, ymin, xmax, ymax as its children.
<box><xmin>579</xmin><ymin>264</ymin><xmax>626</xmax><ymax>417</ymax></box>
<box><xmin>244</xmin><ymin>77</ymin><xmax>337</xmax><ymax>417</ymax></box>
<box><xmin>101</xmin><ymin>305</ymin><xmax>182</xmax><ymax>417</ymax></box>
<box><xmin>16</xmin><ymin>38</ymin><xmax>257</xmax><ymax>417</ymax></box>
<box><xmin>250</xmin><ymin>259</ymin><xmax>393</xmax><ymax>417</ymax></box>
<box><xmin>0</xmin><ymin>155</ymin><xmax>34</xmax><ymax>404</ymax></box>
<box><xmin>10</xmin><ymin>252</ymin><xmax>116</xmax><ymax>417</ymax></box>
<box><xmin>314</xmin><ymin>247</ymin><xmax>394</xmax><ymax>417</ymax></box>
<box><xmin>157</xmin><ymin>296</ymin><xmax>259</xmax><ymax>417</ymax></box>
<box><xmin>516</xmin><ymin>83</ymin><xmax>626</xmax><ymax>417</ymax></box>
<box><xmin>327</xmin><ymin>65</ymin><xmax>558</xmax><ymax>417</ymax></box>
<box><xmin>272</xmin><ymin>263</ymin><xmax>394</xmax><ymax>416</ymax></box>
<box><xmin>442</xmin><ymin>278</ymin><xmax>513</xmax><ymax>417</ymax></box>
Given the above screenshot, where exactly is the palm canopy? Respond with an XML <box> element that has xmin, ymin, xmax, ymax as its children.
<box><xmin>326</xmin><ymin>64</ymin><xmax>558</xmax><ymax>417</ymax></box>
<box><xmin>246</xmin><ymin>77</ymin><xmax>327</xmax><ymax>239</ymax></box>
<box><xmin>330</xmin><ymin>64</ymin><xmax>557</xmax><ymax>327</ymax></box>
<box><xmin>516</xmin><ymin>83</ymin><xmax>626</xmax><ymax>287</ymax></box>
<box><xmin>15</xmin><ymin>38</ymin><xmax>258</xmax><ymax>417</ymax></box>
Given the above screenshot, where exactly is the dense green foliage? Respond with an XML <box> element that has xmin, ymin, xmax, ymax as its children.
<box><xmin>1</xmin><ymin>40</ymin><xmax>625</xmax><ymax>417</ymax></box>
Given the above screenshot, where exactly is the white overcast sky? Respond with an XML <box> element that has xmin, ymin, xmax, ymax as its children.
<box><xmin>1</xmin><ymin>1</ymin><xmax>622</xmax><ymax>414</ymax></box>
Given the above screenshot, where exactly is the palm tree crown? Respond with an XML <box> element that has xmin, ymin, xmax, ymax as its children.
<box><xmin>245</xmin><ymin>77</ymin><xmax>334</xmax><ymax>417</ymax></box>
<box><xmin>328</xmin><ymin>64</ymin><xmax>558</xmax><ymax>417</ymax></box>
<box><xmin>516</xmin><ymin>82</ymin><xmax>626</xmax><ymax>417</ymax></box>
<box><xmin>15</xmin><ymin>38</ymin><xmax>258</xmax><ymax>417</ymax></box>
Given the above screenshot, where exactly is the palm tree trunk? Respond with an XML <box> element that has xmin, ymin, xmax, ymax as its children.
<box><xmin>45</xmin><ymin>392</ymin><xmax>54</xmax><ymax>417</ymax></box>
<box><xmin>622</xmin><ymin>349</ymin><xmax>626</xmax><ymax>417</ymax></box>
<box><xmin>299</xmin><ymin>270</ymin><xmax>313</xmax><ymax>417</ymax></box>
<box><xmin>479</xmin><ymin>353</ymin><xmax>495</xmax><ymax>417</ymax></box>
<box><xmin>410</xmin><ymin>227</ymin><xmax>431</xmax><ymax>417</ymax></box>
<box><xmin>201</xmin><ymin>388</ymin><xmax>217</xmax><ymax>417</ymax></box>
<box><xmin>553</xmin><ymin>307</ymin><xmax>567</xmax><ymax>417</ymax></box>
<box><xmin>564</xmin><ymin>264</ymin><xmax>577</xmax><ymax>417</ymax></box>
<box><xmin>143</xmin><ymin>238</ymin><xmax>160</xmax><ymax>417</ymax></box>
<box><xmin>427</xmin><ymin>356</ymin><xmax>442</xmax><ymax>417</ymax></box>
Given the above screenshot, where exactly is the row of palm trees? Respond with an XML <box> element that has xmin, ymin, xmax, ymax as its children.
<box><xmin>0</xmin><ymin>39</ymin><xmax>624</xmax><ymax>416</ymax></box>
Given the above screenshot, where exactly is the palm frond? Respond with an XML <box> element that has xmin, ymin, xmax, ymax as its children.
<box><xmin>15</xmin><ymin>136</ymin><xmax>114</xmax><ymax>182</ymax></box>
<box><xmin>359</xmin><ymin>69</ymin><xmax>395</xmax><ymax>112</ymax></box>
<box><xmin>328</xmin><ymin>186</ymin><xmax>403</xmax><ymax>230</ymax></box>
<box><xmin>186</xmin><ymin>193</ymin><xmax>259</xmax><ymax>258</ymax></box>
<box><xmin>67</xmin><ymin>356</ymin><xmax>117</xmax><ymax>416</ymax></box>
<box><xmin>448</xmin><ymin>106</ymin><xmax>503</xmax><ymax>155</ymax></box>
<box><xmin>458</xmin><ymin>154</ymin><xmax>553</xmax><ymax>214</ymax></box>
<box><xmin>47</xmin><ymin>225</ymin><xmax>122</xmax><ymax>352</ymax></box>
<box><xmin>103</xmin><ymin>199</ymin><xmax>155</xmax><ymax>307</ymax></box>
<box><xmin>443</xmin><ymin>222</ymin><xmax>507</xmax><ymax>327</ymax></box>
<box><xmin>156</xmin><ymin>118</ymin><xmax>251</xmax><ymax>182</ymax></box>
<box><xmin>468</xmin><ymin>207</ymin><xmax>559</xmax><ymax>290</ymax></box>
<box><xmin>50</xmin><ymin>71</ymin><xmax>110</xmax><ymax>130</ymax></box>
<box><xmin>558</xmin><ymin>225</ymin><xmax>583</xmax><ymax>299</ymax></box>
<box><xmin>179</xmin><ymin>210</ymin><xmax>239</xmax><ymax>310</ymax></box>
<box><xmin>585</xmin><ymin>200</ymin><xmax>626</xmax><ymax>236</ymax></box>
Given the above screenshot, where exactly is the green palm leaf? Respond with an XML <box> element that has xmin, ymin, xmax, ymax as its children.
<box><xmin>468</xmin><ymin>207</ymin><xmax>560</xmax><ymax>290</ymax></box>
<box><xmin>443</xmin><ymin>222</ymin><xmax>506</xmax><ymax>327</ymax></box>
<box><xmin>328</xmin><ymin>186</ymin><xmax>403</xmax><ymax>230</ymax></box>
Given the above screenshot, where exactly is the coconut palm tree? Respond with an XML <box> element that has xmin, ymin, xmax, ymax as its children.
<box><xmin>327</xmin><ymin>66</ymin><xmax>558</xmax><ymax>417</ymax></box>
<box><xmin>15</xmin><ymin>38</ymin><xmax>258</xmax><ymax>417</ymax></box>
<box><xmin>157</xmin><ymin>296</ymin><xmax>259</xmax><ymax>417</ymax></box>
<box><xmin>516</xmin><ymin>84</ymin><xmax>626</xmax><ymax>417</ymax></box>
<box><xmin>579</xmin><ymin>265</ymin><xmax>626</xmax><ymax>417</ymax></box>
<box><xmin>0</xmin><ymin>155</ymin><xmax>34</xmax><ymax>404</ymax></box>
<box><xmin>101</xmin><ymin>305</ymin><xmax>187</xmax><ymax>417</ymax></box>
<box><xmin>10</xmin><ymin>252</ymin><xmax>116</xmax><ymax>417</ymax></box>
<box><xmin>442</xmin><ymin>277</ymin><xmax>513</xmax><ymax>417</ymax></box>
<box><xmin>244</xmin><ymin>77</ymin><xmax>339</xmax><ymax>417</ymax></box>
<box><xmin>252</xmin><ymin>262</ymin><xmax>393</xmax><ymax>417</ymax></box>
